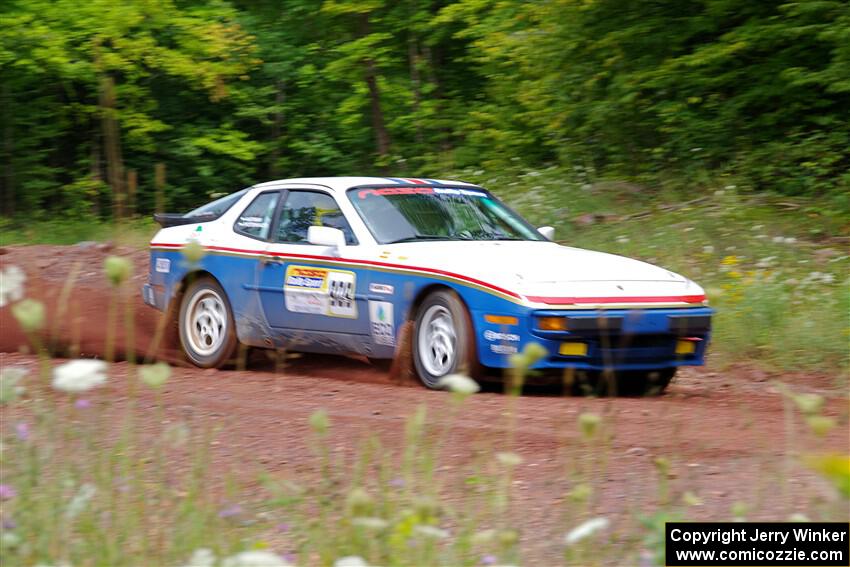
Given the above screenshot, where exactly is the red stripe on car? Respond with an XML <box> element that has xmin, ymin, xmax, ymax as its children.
<box><xmin>524</xmin><ymin>294</ymin><xmax>706</xmax><ymax>305</ymax></box>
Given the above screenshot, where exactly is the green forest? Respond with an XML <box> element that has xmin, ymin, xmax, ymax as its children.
<box><xmin>1</xmin><ymin>0</ymin><xmax>849</xmax><ymax>217</ymax></box>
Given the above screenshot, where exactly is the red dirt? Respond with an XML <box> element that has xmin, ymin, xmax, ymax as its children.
<box><xmin>1</xmin><ymin>244</ymin><xmax>848</xmax><ymax>562</ymax></box>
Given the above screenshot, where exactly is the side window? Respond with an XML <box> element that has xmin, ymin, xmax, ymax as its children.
<box><xmin>275</xmin><ymin>191</ymin><xmax>357</xmax><ymax>245</ymax></box>
<box><xmin>234</xmin><ymin>192</ymin><xmax>279</xmax><ymax>240</ymax></box>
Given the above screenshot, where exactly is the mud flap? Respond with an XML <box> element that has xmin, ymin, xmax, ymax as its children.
<box><xmin>389</xmin><ymin>320</ymin><xmax>415</xmax><ymax>384</ymax></box>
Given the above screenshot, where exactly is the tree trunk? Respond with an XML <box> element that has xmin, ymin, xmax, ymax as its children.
<box><xmin>2</xmin><ymin>82</ymin><xmax>14</xmax><ymax>216</ymax></box>
<box><xmin>154</xmin><ymin>162</ymin><xmax>166</xmax><ymax>214</ymax></box>
<box><xmin>359</xmin><ymin>13</ymin><xmax>391</xmax><ymax>162</ymax></box>
<box><xmin>99</xmin><ymin>75</ymin><xmax>125</xmax><ymax>220</ymax></box>
<box><xmin>270</xmin><ymin>79</ymin><xmax>286</xmax><ymax>178</ymax></box>
<box><xmin>408</xmin><ymin>34</ymin><xmax>424</xmax><ymax>147</ymax></box>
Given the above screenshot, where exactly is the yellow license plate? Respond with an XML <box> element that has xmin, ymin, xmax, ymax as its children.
<box><xmin>676</xmin><ymin>340</ymin><xmax>697</xmax><ymax>355</ymax></box>
<box><xmin>559</xmin><ymin>342</ymin><xmax>588</xmax><ymax>356</ymax></box>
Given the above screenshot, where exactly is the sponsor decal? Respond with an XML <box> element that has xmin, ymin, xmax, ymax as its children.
<box><xmin>490</xmin><ymin>344</ymin><xmax>518</xmax><ymax>355</ymax></box>
<box><xmin>285</xmin><ymin>292</ymin><xmax>325</xmax><ymax>315</ymax></box>
<box><xmin>285</xmin><ymin>267</ymin><xmax>327</xmax><ymax>290</ymax></box>
<box><xmin>357</xmin><ymin>187</ymin><xmax>434</xmax><ymax>199</ymax></box>
<box><xmin>357</xmin><ymin>187</ymin><xmax>487</xmax><ymax>199</ymax></box>
<box><xmin>237</xmin><ymin>215</ymin><xmax>268</xmax><ymax>229</ymax></box>
<box><xmin>369</xmin><ymin>282</ymin><xmax>394</xmax><ymax>295</ymax></box>
<box><xmin>483</xmin><ymin>330</ymin><xmax>520</xmax><ymax>342</ymax></box>
<box><xmin>433</xmin><ymin>187</ymin><xmax>487</xmax><ymax>197</ymax></box>
<box><xmin>155</xmin><ymin>258</ymin><xmax>171</xmax><ymax>273</ymax></box>
<box><xmin>369</xmin><ymin>301</ymin><xmax>395</xmax><ymax>346</ymax></box>
<box><xmin>284</xmin><ymin>265</ymin><xmax>357</xmax><ymax>318</ymax></box>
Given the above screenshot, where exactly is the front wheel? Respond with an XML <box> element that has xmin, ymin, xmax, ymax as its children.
<box><xmin>412</xmin><ymin>290</ymin><xmax>478</xmax><ymax>389</ymax></box>
<box><xmin>178</xmin><ymin>277</ymin><xmax>238</xmax><ymax>368</ymax></box>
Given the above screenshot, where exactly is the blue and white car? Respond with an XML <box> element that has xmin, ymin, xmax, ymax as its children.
<box><xmin>143</xmin><ymin>177</ymin><xmax>712</xmax><ymax>393</ymax></box>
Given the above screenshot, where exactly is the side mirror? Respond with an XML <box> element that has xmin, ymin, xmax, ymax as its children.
<box><xmin>538</xmin><ymin>226</ymin><xmax>555</xmax><ymax>240</ymax></box>
<box><xmin>307</xmin><ymin>226</ymin><xmax>346</xmax><ymax>250</ymax></box>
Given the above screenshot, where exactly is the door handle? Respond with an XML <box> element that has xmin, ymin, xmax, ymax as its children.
<box><xmin>261</xmin><ymin>255</ymin><xmax>282</xmax><ymax>266</ymax></box>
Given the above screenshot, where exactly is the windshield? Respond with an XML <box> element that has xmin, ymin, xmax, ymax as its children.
<box><xmin>186</xmin><ymin>189</ymin><xmax>248</xmax><ymax>218</ymax></box>
<box><xmin>348</xmin><ymin>186</ymin><xmax>545</xmax><ymax>244</ymax></box>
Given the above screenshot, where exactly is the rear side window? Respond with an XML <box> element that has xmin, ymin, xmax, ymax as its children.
<box><xmin>234</xmin><ymin>192</ymin><xmax>280</xmax><ymax>240</ymax></box>
<box><xmin>187</xmin><ymin>188</ymin><xmax>248</xmax><ymax>218</ymax></box>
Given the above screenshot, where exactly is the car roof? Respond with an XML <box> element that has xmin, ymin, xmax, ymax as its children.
<box><xmin>251</xmin><ymin>176</ymin><xmax>480</xmax><ymax>193</ymax></box>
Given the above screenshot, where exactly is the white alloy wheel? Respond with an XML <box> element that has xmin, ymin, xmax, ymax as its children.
<box><xmin>185</xmin><ymin>289</ymin><xmax>228</xmax><ymax>356</ymax></box>
<box><xmin>411</xmin><ymin>290</ymin><xmax>479</xmax><ymax>389</ymax></box>
<box><xmin>178</xmin><ymin>278</ymin><xmax>237</xmax><ymax>368</ymax></box>
<box><xmin>417</xmin><ymin>304</ymin><xmax>457</xmax><ymax>377</ymax></box>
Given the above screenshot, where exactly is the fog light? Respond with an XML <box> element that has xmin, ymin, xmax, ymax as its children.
<box><xmin>485</xmin><ymin>314</ymin><xmax>519</xmax><ymax>325</ymax></box>
<box><xmin>537</xmin><ymin>316</ymin><xmax>567</xmax><ymax>331</ymax></box>
<box><xmin>675</xmin><ymin>338</ymin><xmax>699</xmax><ymax>355</ymax></box>
<box><xmin>559</xmin><ymin>342</ymin><xmax>587</xmax><ymax>356</ymax></box>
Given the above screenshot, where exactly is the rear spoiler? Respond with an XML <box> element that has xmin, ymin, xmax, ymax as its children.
<box><xmin>153</xmin><ymin>212</ymin><xmax>217</xmax><ymax>228</ymax></box>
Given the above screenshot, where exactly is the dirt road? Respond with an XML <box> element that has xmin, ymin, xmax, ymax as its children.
<box><xmin>1</xmin><ymin>244</ymin><xmax>847</xmax><ymax>561</ymax></box>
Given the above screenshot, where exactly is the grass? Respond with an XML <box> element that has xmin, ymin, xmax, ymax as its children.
<box><xmin>0</xmin><ymin>216</ymin><xmax>158</xmax><ymax>249</ymax></box>
<box><xmin>1</xmin><ymin>250</ymin><xmax>848</xmax><ymax>566</ymax></box>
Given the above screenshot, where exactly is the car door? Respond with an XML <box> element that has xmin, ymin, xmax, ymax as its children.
<box><xmin>258</xmin><ymin>189</ymin><xmax>369</xmax><ymax>336</ymax></box>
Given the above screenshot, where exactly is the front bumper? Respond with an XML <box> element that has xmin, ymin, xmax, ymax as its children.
<box><xmin>476</xmin><ymin>306</ymin><xmax>714</xmax><ymax>371</ymax></box>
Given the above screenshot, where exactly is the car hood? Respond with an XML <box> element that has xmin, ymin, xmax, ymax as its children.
<box><xmin>372</xmin><ymin>241</ymin><xmax>702</xmax><ymax>301</ymax></box>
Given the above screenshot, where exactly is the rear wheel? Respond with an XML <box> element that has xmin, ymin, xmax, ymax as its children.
<box><xmin>179</xmin><ymin>277</ymin><xmax>238</xmax><ymax>368</ymax></box>
<box><xmin>412</xmin><ymin>290</ymin><xmax>478</xmax><ymax>389</ymax></box>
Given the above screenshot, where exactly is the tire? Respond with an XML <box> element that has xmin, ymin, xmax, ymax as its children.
<box><xmin>178</xmin><ymin>277</ymin><xmax>238</xmax><ymax>368</ymax></box>
<box><xmin>412</xmin><ymin>289</ymin><xmax>478</xmax><ymax>389</ymax></box>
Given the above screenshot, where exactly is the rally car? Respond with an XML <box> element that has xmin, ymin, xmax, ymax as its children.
<box><xmin>143</xmin><ymin>176</ymin><xmax>712</xmax><ymax>393</ymax></box>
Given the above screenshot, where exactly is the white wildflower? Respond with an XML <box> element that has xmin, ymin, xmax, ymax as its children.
<box><xmin>334</xmin><ymin>557</ymin><xmax>369</xmax><ymax>567</ymax></box>
<box><xmin>616</xmin><ymin>235</ymin><xmax>630</xmax><ymax>244</ymax></box>
<box><xmin>0</xmin><ymin>265</ymin><xmax>25</xmax><ymax>307</ymax></box>
<box><xmin>496</xmin><ymin>452</ymin><xmax>523</xmax><ymax>467</ymax></box>
<box><xmin>414</xmin><ymin>525</ymin><xmax>450</xmax><ymax>539</ymax></box>
<box><xmin>436</xmin><ymin>373</ymin><xmax>479</xmax><ymax>395</ymax></box>
<box><xmin>65</xmin><ymin>483</ymin><xmax>97</xmax><ymax>519</ymax></box>
<box><xmin>772</xmin><ymin>236</ymin><xmax>784</xmax><ymax>243</ymax></box>
<box><xmin>784</xmin><ymin>237</ymin><xmax>797</xmax><ymax>244</ymax></box>
<box><xmin>182</xmin><ymin>548</ymin><xmax>216</xmax><ymax>567</ymax></box>
<box><xmin>564</xmin><ymin>517</ymin><xmax>610</xmax><ymax>546</ymax></box>
<box><xmin>52</xmin><ymin>360</ymin><xmax>107</xmax><ymax>393</ymax></box>
<box><xmin>221</xmin><ymin>550</ymin><xmax>291</xmax><ymax>567</ymax></box>
<box><xmin>702</xmin><ymin>246</ymin><xmax>714</xmax><ymax>254</ymax></box>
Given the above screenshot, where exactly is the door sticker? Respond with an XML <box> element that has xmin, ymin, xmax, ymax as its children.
<box><xmin>369</xmin><ymin>301</ymin><xmax>395</xmax><ymax>346</ymax></box>
<box><xmin>284</xmin><ymin>265</ymin><xmax>357</xmax><ymax>318</ymax></box>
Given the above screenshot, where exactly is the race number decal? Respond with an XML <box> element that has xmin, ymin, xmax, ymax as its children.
<box><xmin>327</xmin><ymin>271</ymin><xmax>356</xmax><ymax>317</ymax></box>
<box><xmin>284</xmin><ymin>265</ymin><xmax>357</xmax><ymax>318</ymax></box>
<box><xmin>369</xmin><ymin>301</ymin><xmax>395</xmax><ymax>346</ymax></box>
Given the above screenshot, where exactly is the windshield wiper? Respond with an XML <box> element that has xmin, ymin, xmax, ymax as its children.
<box><xmin>384</xmin><ymin>234</ymin><xmax>449</xmax><ymax>244</ymax></box>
